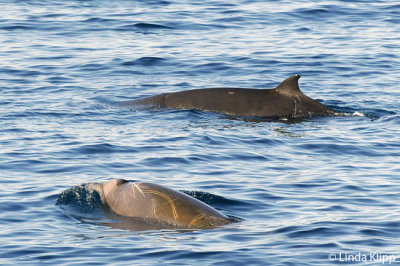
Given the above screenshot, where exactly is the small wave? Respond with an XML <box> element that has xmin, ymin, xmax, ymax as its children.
<box><xmin>0</xmin><ymin>67</ymin><xmax>42</xmax><ymax>77</ymax></box>
<box><xmin>121</xmin><ymin>57</ymin><xmax>168</xmax><ymax>67</ymax></box>
<box><xmin>180</xmin><ymin>190</ymin><xmax>240</xmax><ymax>206</ymax></box>
<box><xmin>134</xmin><ymin>22</ymin><xmax>173</xmax><ymax>29</ymax></box>
<box><xmin>1</xmin><ymin>25</ymin><xmax>33</xmax><ymax>31</ymax></box>
<box><xmin>71</xmin><ymin>143</ymin><xmax>139</xmax><ymax>155</ymax></box>
<box><xmin>56</xmin><ymin>183</ymin><xmax>104</xmax><ymax>219</ymax></box>
<box><xmin>117</xmin><ymin>22</ymin><xmax>173</xmax><ymax>32</ymax></box>
<box><xmin>338</xmin><ymin>111</ymin><xmax>365</xmax><ymax>117</ymax></box>
<box><xmin>351</xmin><ymin>111</ymin><xmax>365</xmax><ymax>117</ymax></box>
<box><xmin>83</xmin><ymin>17</ymin><xmax>117</xmax><ymax>23</ymax></box>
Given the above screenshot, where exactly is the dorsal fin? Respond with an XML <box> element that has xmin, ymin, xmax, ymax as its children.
<box><xmin>275</xmin><ymin>74</ymin><xmax>302</xmax><ymax>95</ymax></box>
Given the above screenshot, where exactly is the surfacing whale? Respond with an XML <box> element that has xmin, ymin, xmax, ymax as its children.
<box><xmin>121</xmin><ymin>75</ymin><xmax>334</xmax><ymax>119</ymax></box>
<box><xmin>94</xmin><ymin>179</ymin><xmax>233</xmax><ymax>229</ymax></box>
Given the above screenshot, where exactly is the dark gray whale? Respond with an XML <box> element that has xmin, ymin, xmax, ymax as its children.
<box><xmin>121</xmin><ymin>75</ymin><xmax>334</xmax><ymax>119</ymax></box>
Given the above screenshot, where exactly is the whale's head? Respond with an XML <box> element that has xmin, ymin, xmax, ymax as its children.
<box><xmin>97</xmin><ymin>179</ymin><xmax>235</xmax><ymax>229</ymax></box>
<box><xmin>102</xmin><ymin>179</ymin><xmax>128</xmax><ymax>200</ymax></box>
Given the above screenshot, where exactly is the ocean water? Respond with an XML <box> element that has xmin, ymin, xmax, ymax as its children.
<box><xmin>1</xmin><ymin>0</ymin><xmax>400</xmax><ymax>265</ymax></box>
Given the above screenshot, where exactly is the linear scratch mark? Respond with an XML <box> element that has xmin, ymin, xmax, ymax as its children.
<box><xmin>134</xmin><ymin>183</ymin><xmax>145</xmax><ymax>198</ymax></box>
<box><xmin>188</xmin><ymin>214</ymin><xmax>205</xmax><ymax>227</ymax></box>
<box><xmin>144</xmin><ymin>190</ymin><xmax>179</xmax><ymax>220</ymax></box>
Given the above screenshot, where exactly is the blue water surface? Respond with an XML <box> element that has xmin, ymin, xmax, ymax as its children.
<box><xmin>1</xmin><ymin>0</ymin><xmax>400</xmax><ymax>265</ymax></box>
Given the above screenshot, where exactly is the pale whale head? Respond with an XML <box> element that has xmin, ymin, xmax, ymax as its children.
<box><xmin>100</xmin><ymin>179</ymin><xmax>232</xmax><ymax>229</ymax></box>
<box><xmin>102</xmin><ymin>178</ymin><xmax>128</xmax><ymax>199</ymax></box>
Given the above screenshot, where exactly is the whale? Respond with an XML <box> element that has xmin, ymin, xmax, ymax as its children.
<box><xmin>93</xmin><ymin>179</ymin><xmax>233</xmax><ymax>229</ymax></box>
<box><xmin>120</xmin><ymin>74</ymin><xmax>334</xmax><ymax>119</ymax></box>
